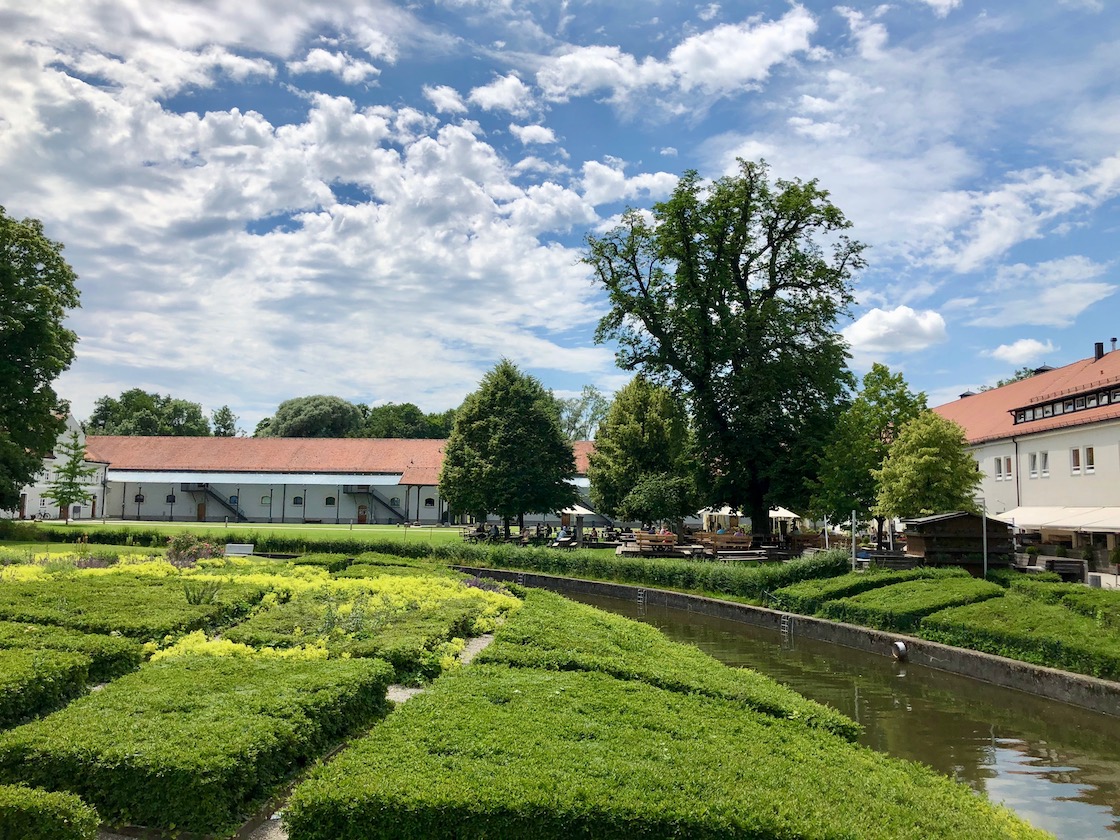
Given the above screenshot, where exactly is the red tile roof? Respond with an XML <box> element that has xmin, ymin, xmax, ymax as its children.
<box><xmin>84</xmin><ymin>436</ymin><xmax>595</xmax><ymax>483</ymax></box>
<box><xmin>934</xmin><ymin>350</ymin><xmax>1120</xmax><ymax>445</ymax></box>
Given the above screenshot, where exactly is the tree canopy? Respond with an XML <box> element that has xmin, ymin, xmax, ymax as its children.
<box><xmin>811</xmin><ymin>363</ymin><xmax>926</xmax><ymax>543</ymax></box>
<box><xmin>587</xmin><ymin>376</ymin><xmax>696</xmax><ymax>525</ymax></box>
<box><xmin>360</xmin><ymin>402</ymin><xmax>455</xmax><ymax>439</ymax></box>
<box><xmin>42</xmin><ymin>430</ymin><xmax>98</xmax><ymax>523</ymax></box>
<box><xmin>0</xmin><ymin>207</ymin><xmax>80</xmax><ymax>510</ymax></box>
<box><xmin>556</xmin><ymin>385</ymin><xmax>609</xmax><ymax>442</ymax></box>
<box><xmin>439</xmin><ymin>360</ymin><xmax>578</xmax><ymax>527</ymax></box>
<box><xmin>585</xmin><ymin>159</ymin><xmax>864</xmax><ymax>533</ymax></box>
<box><xmin>874</xmin><ymin>411</ymin><xmax>981</xmax><ymax>519</ymax></box>
<box><xmin>88</xmin><ymin>389</ymin><xmax>210</xmax><ymax>436</ymax></box>
<box><xmin>211</xmin><ymin>405</ymin><xmax>241</xmax><ymax>437</ymax></box>
<box><xmin>263</xmin><ymin>395</ymin><xmax>363</xmax><ymax>438</ymax></box>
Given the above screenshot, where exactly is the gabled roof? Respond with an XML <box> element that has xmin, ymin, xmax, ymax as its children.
<box><xmin>84</xmin><ymin>436</ymin><xmax>595</xmax><ymax>483</ymax></box>
<box><xmin>933</xmin><ymin>348</ymin><xmax>1120</xmax><ymax>445</ymax></box>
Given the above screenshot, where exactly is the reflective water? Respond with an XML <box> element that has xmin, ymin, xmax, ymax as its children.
<box><xmin>572</xmin><ymin>592</ymin><xmax>1120</xmax><ymax>839</ymax></box>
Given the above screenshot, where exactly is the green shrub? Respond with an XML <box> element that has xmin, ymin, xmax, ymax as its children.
<box><xmin>292</xmin><ymin>553</ymin><xmax>354</xmax><ymax>573</ymax></box>
<box><xmin>821</xmin><ymin>577</ymin><xmax>1004</xmax><ymax>632</ymax></box>
<box><xmin>1010</xmin><ymin>578</ymin><xmax>1120</xmax><ymax>630</ymax></box>
<box><xmin>0</xmin><ymin>622</ymin><xmax>142</xmax><ymax>683</ymax></box>
<box><xmin>0</xmin><ymin>574</ymin><xmax>265</xmax><ymax>641</ymax></box>
<box><xmin>284</xmin><ymin>665</ymin><xmax>1047</xmax><ymax>840</ymax></box>
<box><xmin>0</xmin><ymin>650</ymin><xmax>89</xmax><ymax>729</ymax></box>
<box><xmin>477</xmin><ymin>589</ymin><xmax>859</xmax><ymax>740</ymax></box>
<box><xmin>920</xmin><ymin>592</ymin><xmax>1120</xmax><ymax>681</ymax></box>
<box><xmin>775</xmin><ymin>567</ymin><xmax>969</xmax><ymax>614</ymax></box>
<box><xmin>0</xmin><ymin>783</ymin><xmax>99</xmax><ymax>840</ymax></box>
<box><xmin>0</xmin><ymin>656</ymin><xmax>393</xmax><ymax>836</ymax></box>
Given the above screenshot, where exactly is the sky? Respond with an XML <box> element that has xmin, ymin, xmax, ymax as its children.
<box><xmin>2</xmin><ymin>0</ymin><xmax>1118</xmax><ymax>433</ymax></box>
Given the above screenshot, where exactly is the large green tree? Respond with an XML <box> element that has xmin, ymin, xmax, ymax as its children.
<box><xmin>211</xmin><ymin>405</ymin><xmax>241</xmax><ymax>437</ymax></box>
<box><xmin>585</xmin><ymin>159</ymin><xmax>864</xmax><ymax>534</ymax></box>
<box><xmin>556</xmin><ymin>385</ymin><xmax>609</xmax><ymax>442</ymax></box>
<box><xmin>439</xmin><ymin>360</ymin><xmax>578</xmax><ymax>530</ymax></box>
<box><xmin>810</xmin><ymin>363</ymin><xmax>926</xmax><ymax>546</ymax></box>
<box><xmin>360</xmin><ymin>402</ymin><xmax>455</xmax><ymax>438</ymax></box>
<box><xmin>264</xmin><ymin>395</ymin><xmax>362</xmax><ymax>438</ymax></box>
<box><xmin>42</xmin><ymin>431</ymin><xmax>98</xmax><ymax>524</ymax></box>
<box><xmin>874</xmin><ymin>411</ymin><xmax>981</xmax><ymax>519</ymax></box>
<box><xmin>89</xmin><ymin>389</ymin><xmax>210</xmax><ymax>436</ymax></box>
<box><xmin>587</xmin><ymin>376</ymin><xmax>696</xmax><ymax>526</ymax></box>
<box><xmin>0</xmin><ymin>207</ymin><xmax>80</xmax><ymax>510</ymax></box>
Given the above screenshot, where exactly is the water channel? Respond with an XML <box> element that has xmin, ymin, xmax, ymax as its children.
<box><xmin>570</xmin><ymin>592</ymin><xmax>1120</xmax><ymax>840</ymax></box>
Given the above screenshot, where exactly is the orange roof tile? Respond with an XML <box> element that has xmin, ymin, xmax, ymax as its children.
<box><xmin>934</xmin><ymin>350</ymin><xmax>1120</xmax><ymax>445</ymax></box>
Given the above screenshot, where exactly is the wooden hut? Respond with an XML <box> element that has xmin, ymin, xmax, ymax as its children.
<box><xmin>902</xmin><ymin>512</ymin><xmax>1013</xmax><ymax>572</ymax></box>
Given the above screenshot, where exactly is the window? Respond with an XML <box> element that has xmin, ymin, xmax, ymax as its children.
<box><xmin>39</xmin><ymin>498</ymin><xmax>47</xmax><ymax>507</ymax></box>
<box><xmin>165</xmin><ymin>494</ymin><xmax>176</xmax><ymax>504</ymax></box>
<box><xmin>1042</xmin><ymin>404</ymin><xmax>1053</xmax><ymax>417</ymax></box>
<box><xmin>1085</xmin><ymin>446</ymin><xmax>1095</xmax><ymax>474</ymax></box>
<box><xmin>424</xmin><ymin>497</ymin><xmax>435</xmax><ymax>507</ymax></box>
<box><xmin>994</xmin><ymin>457</ymin><xmax>1003</xmax><ymax>480</ymax></box>
<box><xmin>293</xmin><ymin>496</ymin><xmax>304</xmax><ymax>506</ymax></box>
<box><xmin>228</xmin><ymin>495</ymin><xmax>239</xmax><ymax>506</ymax></box>
<box><xmin>1003</xmin><ymin>456</ymin><xmax>1012</xmax><ymax>480</ymax></box>
<box><xmin>1071</xmin><ymin>448</ymin><xmax>1081</xmax><ymax>475</ymax></box>
<box><xmin>1087</xmin><ymin>394</ymin><xmax>1098</xmax><ymax>408</ymax></box>
<box><xmin>1015</xmin><ymin>411</ymin><xmax>1026</xmax><ymax>423</ymax></box>
<box><xmin>1040</xmin><ymin>451</ymin><xmax>1049</xmax><ymax>478</ymax></box>
<box><xmin>1028</xmin><ymin>453</ymin><xmax>1038</xmax><ymax>479</ymax></box>
<box><xmin>1075</xmin><ymin>396</ymin><xmax>1086</xmax><ymax>409</ymax></box>
<box><xmin>1054</xmin><ymin>402</ymin><xmax>1064</xmax><ymax>415</ymax></box>
<box><xmin>1064</xmin><ymin>400</ymin><xmax>1075</xmax><ymax>413</ymax></box>
<box><xmin>390</xmin><ymin>496</ymin><xmax>401</xmax><ymax>507</ymax></box>
<box><xmin>261</xmin><ymin>495</ymin><xmax>271</xmax><ymax>505</ymax></box>
<box><xmin>325</xmin><ymin>496</ymin><xmax>336</xmax><ymax>507</ymax></box>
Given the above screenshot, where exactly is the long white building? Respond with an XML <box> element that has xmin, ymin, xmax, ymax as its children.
<box><xmin>934</xmin><ymin>341</ymin><xmax>1120</xmax><ymax>552</ymax></box>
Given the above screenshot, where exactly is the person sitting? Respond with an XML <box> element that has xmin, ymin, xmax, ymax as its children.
<box><xmin>715</xmin><ymin>525</ymin><xmax>727</xmax><ymax>535</ymax></box>
<box><xmin>659</xmin><ymin>524</ymin><xmax>673</xmax><ymax>536</ymax></box>
<box><xmin>488</xmin><ymin>523</ymin><xmax>500</xmax><ymax>540</ymax></box>
<box><xmin>589</xmin><ymin>526</ymin><xmax>599</xmax><ymax>542</ymax></box>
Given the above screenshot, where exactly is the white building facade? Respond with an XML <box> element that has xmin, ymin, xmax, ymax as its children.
<box><xmin>3</xmin><ymin>416</ymin><xmax>108</xmax><ymax>521</ymax></box>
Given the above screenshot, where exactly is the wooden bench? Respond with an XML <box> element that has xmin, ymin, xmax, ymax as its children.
<box><xmin>224</xmin><ymin>543</ymin><xmax>254</xmax><ymax>556</ymax></box>
<box><xmin>634</xmin><ymin>532</ymin><xmax>678</xmax><ymax>553</ymax></box>
<box><xmin>1046</xmin><ymin>558</ymin><xmax>1087</xmax><ymax>582</ymax></box>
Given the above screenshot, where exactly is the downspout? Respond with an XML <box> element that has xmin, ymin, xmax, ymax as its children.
<box><xmin>281</xmin><ymin>484</ymin><xmax>287</xmax><ymax>524</ymax></box>
<box><xmin>1013</xmin><ymin>436</ymin><xmax>1021</xmax><ymax>508</ymax></box>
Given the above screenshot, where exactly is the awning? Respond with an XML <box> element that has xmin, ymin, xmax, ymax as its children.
<box><xmin>562</xmin><ymin>503</ymin><xmax>597</xmax><ymax>517</ymax></box>
<box><xmin>995</xmin><ymin>506</ymin><xmax>1120</xmax><ymax>532</ymax></box>
<box><xmin>699</xmin><ymin>506</ymin><xmax>802</xmax><ymax>520</ymax></box>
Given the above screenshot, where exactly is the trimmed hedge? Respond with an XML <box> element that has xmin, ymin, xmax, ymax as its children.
<box><xmin>919</xmin><ymin>592</ymin><xmax>1120</xmax><ymax>681</ymax></box>
<box><xmin>0</xmin><ymin>784</ymin><xmax>99</xmax><ymax>840</ymax></box>
<box><xmin>0</xmin><ymin>650</ymin><xmax>89</xmax><ymax>729</ymax></box>
<box><xmin>821</xmin><ymin>577</ymin><xmax>1004</xmax><ymax>632</ymax></box>
<box><xmin>774</xmin><ymin>567</ymin><xmax>969</xmax><ymax>615</ymax></box>
<box><xmin>1010</xmin><ymin>578</ymin><xmax>1120</xmax><ymax>630</ymax></box>
<box><xmin>0</xmin><ymin>574</ymin><xmax>265</xmax><ymax>641</ymax></box>
<box><xmin>0</xmin><ymin>656</ymin><xmax>394</xmax><ymax>835</ymax></box>
<box><xmin>0</xmin><ymin>621</ymin><xmax>143</xmax><ymax>683</ymax></box>
<box><xmin>476</xmin><ymin>589</ymin><xmax>859</xmax><ymax>740</ymax></box>
<box><xmin>284</xmin><ymin>665</ymin><xmax>1048</xmax><ymax>840</ymax></box>
<box><xmin>291</xmin><ymin>553</ymin><xmax>354</xmax><ymax>573</ymax></box>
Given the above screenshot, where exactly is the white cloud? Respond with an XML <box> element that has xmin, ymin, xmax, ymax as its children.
<box><xmin>422</xmin><ymin>84</ymin><xmax>467</xmax><ymax>114</ymax></box>
<box><xmin>837</xmin><ymin>6</ymin><xmax>889</xmax><ymax>60</ymax></box>
<box><xmin>288</xmin><ymin>48</ymin><xmax>380</xmax><ymax>84</ymax></box>
<box><xmin>660</xmin><ymin>147</ymin><xmax>678</xmax><ymax>156</ymax></box>
<box><xmin>468</xmin><ymin>73</ymin><xmax>534</xmax><ymax>116</ymax></box>
<box><xmin>914</xmin><ymin>0</ymin><xmax>962</xmax><ymax>17</ymax></box>
<box><xmin>987</xmin><ymin>339</ymin><xmax>1057</xmax><ymax>366</ymax></box>
<box><xmin>966</xmin><ymin>256</ymin><xmax>1117</xmax><ymax>327</ymax></box>
<box><xmin>842</xmin><ymin>306</ymin><xmax>948</xmax><ymax>353</ymax></box>
<box><xmin>536</xmin><ymin>46</ymin><xmax>671</xmax><ymax>104</ymax></box>
<box><xmin>509</xmin><ymin>123</ymin><xmax>557</xmax><ymax>145</ymax></box>
<box><xmin>579</xmin><ymin>159</ymin><xmax>678</xmax><ymax>206</ymax></box>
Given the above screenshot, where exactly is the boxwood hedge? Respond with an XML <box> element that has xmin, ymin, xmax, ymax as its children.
<box><xmin>821</xmin><ymin>577</ymin><xmax>1004</xmax><ymax>632</ymax></box>
<box><xmin>0</xmin><ymin>784</ymin><xmax>99</xmax><ymax>840</ymax></box>
<box><xmin>476</xmin><ymin>589</ymin><xmax>859</xmax><ymax>741</ymax></box>
<box><xmin>773</xmin><ymin>567</ymin><xmax>970</xmax><ymax>615</ymax></box>
<box><xmin>0</xmin><ymin>656</ymin><xmax>394</xmax><ymax>835</ymax></box>
<box><xmin>0</xmin><ymin>621</ymin><xmax>143</xmax><ymax>683</ymax></box>
<box><xmin>0</xmin><ymin>650</ymin><xmax>89</xmax><ymax>729</ymax></box>
<box><xmin>284</xmin><ymin>665</ymin><xmax>1048</xmax><ymax>840</ymax></box>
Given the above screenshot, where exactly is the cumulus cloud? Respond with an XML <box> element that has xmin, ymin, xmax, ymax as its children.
<box><xmin>423</xmin><ymin>84</ymin><xmax>467</xmax><ymax>113</ymax></box>
<box><xmin>509</xmin><ymin>123</ymin><xmax>557</xmax><ymax>145</ymax></box>
<box><xmin>579</xmin><ymin>159</ymin><xmax>678</xmax><ymax>206</ymax></box>
<box><xmin>842</xmin><ymin>306</ymin><xmax>948</xmax><ymax>354</ymax></box>
<box><xmin>987</xmin><ymin>339</ymin><xmax>1057</xmax><ymax>366</ymax></box>
<box><xmin>962</xmin><ymin>256</ymin><xmax>1117</xmax><ymax>327</ymax></box>
<box><xmin>915</xmin><ymin>0</ymin><xmax>962</xmax><ymax>16</ymax></box>
<box><xmin>468</xmin><ymin>73</ymin><xmax>534</xmax><ymax>116</ymax></box>
<box><xmin>288</xmin><ymin>48</ymin><xmax>380</xmax><ymax>84</ymax></box>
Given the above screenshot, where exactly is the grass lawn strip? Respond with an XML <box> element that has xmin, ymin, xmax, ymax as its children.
<box><xmin>0</xmin><ymin>655</ymin><xmax>393</xmax><ymax>835</ymax></box>
<box><xmin>284</xmin><ymin>664</ymin><xmax>1048</xmax><ymax>840</ymax></box>
<box><xmin>0</xmin><ymin>649</ymin><xmax>89</xmax><ymax>729</ymax></box>
<box><xmin>774</xmin><ymin>566</ymin><xmax>970</xmax><ymax>615</ymax></box>
<box><xmin>821</xmin><ymin>577</ymin><xmax>1004</xmax><ymax>632</ymax></box>
<box><xmin>919</xmin><ymin>591</ymin><xmax>1120</xmax><ymax>681</ymax></box>
<box><xmin>0</xmin><ymin>783</ymin><xmax>99</xmax><ymax>840</ymax></box>
<box><xmin>0</xmin><ymin>621</ymin><xmax>142</xmax><ymax>683</ymax></box>
<box><xmin>477</xmin><ymin>589</ymin><xmax>859</xmax><ymax>741</ymax></box>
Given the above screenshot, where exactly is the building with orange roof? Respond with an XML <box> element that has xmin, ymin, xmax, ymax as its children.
<box><xmin>933</xmin><ymin>340</ymin><xmax>1120</xmax><ymax>552</ymax></box>
<box><xmin>7</xmin><ymin>416</ymin><xmax>109</xmax><ymax>521</ymax></box>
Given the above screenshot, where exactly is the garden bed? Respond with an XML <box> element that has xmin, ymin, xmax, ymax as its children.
<box><xmin>821</xmin><ymin>577</ymin><xmax>1004</xmax><ymax>632</ymax></box>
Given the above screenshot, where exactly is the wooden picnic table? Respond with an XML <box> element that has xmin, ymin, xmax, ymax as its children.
<box><xmin>634</xmin><ymin>532</ymin><xmax>678</xmax><ymax>553</ymax></box>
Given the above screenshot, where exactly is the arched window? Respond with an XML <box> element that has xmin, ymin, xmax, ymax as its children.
<box><xmin>228</xmin><ymin>495</ymin><xmax>239</xmax><ymax>506</ymax></box>
<box><xmin>325</xmin><ymin>496</ymin><xmax>336</xmax><ymax>507</ymax></box>
<box><xmin>293</xmin><ymin>496</ymin><xmax>304</xmax><ymax>506</ymax></box>
<box><xmin>389</xmin><ymin>496</ymin><xmax>401</xmax><ymax>508</ymax></box>
<box><xmin>260</xmin><ymin>495</ymin><xmax>271</xmax><ymax>505</ymax></box>
<box><xmin>423</xmin><ymin>497</ymin><xmax>435</xmax><ymax>507</ymax></box>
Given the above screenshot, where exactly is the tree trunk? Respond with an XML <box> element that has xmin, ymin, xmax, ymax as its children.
<box><xmin>875</xmin><ymin>516</ymin><xmax>885</xmax><ymax>550</ymax></box>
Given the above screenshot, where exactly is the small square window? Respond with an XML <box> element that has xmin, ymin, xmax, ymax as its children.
<box><xmin>229</xmin><ymin>495</ymin><xmax>239</xmax><ymax>506</ymax></box>
<box><xmin>1087</xmin><ymin>394</ymin><xmax>1098</xmax><ymax>408</ymax></box>
<box><xmin>325</xmin><ymin>496</ymin><xmax>336</xmax><ymax>507</ymax></box>
<box><xmin>1042</xmin><ymin>404</ymin><xmax>1053</xmax><ymax>417</ymax></box>
<box><xmin>1064</xmin><ymin>400</ymin><xmax>1075</xmax><ymax>412</ymax></box>
<box><xmin>166</xmin><ymin>494</ymin><xmax>176</xmax><ymax>504</ymax></box>
<box><xmin>293</xmin><ymin>496</ymin><xmax>304</xmax><ymax>506</ymax></box>
<box><xmin>1015</xmin><ymin>411</ymin><xmax>1026</xmax><ymax>423</ymax></box>
<box><xmin>424</xmin><ymin>498</ymin><xmax>435</xmax><ymax>507</ymax></box>
<box><xmin>1075</xmin><ymin>396</ymin><xmax>1086</xmax><ymax>410</ymax></box>
<box><xmin>1054</xmin><ymin>402</ymin><xmax>1064</xmax><ymax>415</ymax></box>
<box><xmin>261</xmin><ymin>495</ymin><xmax>271</xmax><ymax>505</ymax></box>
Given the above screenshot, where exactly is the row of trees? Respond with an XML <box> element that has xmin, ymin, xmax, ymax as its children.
<box><xmin>89</xmin><ymin>390</ymin><xmax>241</xmax><ymax>437</ymax></box>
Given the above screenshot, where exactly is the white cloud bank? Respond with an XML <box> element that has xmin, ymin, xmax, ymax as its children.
<box><xmin>988</xmin><ymin>339</ymin><xmax>1057</xmax><ymax>366</ymax></box>
<box><xmin>843</xmin><ymin>306</ymin><xmax>949</xmax><ymax>354</ymax></box>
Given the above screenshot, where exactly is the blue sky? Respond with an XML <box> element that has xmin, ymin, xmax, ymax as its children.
<box><xmin>3</xmin><ymin>0</ymin><xmax>1118</xmax><ymax>432</ymax></box>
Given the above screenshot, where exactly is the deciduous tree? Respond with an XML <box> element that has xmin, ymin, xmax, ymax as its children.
<box><xmin>267</xmin><ymin>395</ymin><xmax>362</xmax><ymax>438</ymax></box>
<box><xmin>556</xmin><ymin>385</ymin><xmax>609</xmax><ymax>442</ymax></box>
<box><xmin>586</xmin><ymin>159</ymin><xmax>864</xmax><ymax>533</ymax></box>
<box><xmin>439</xmin><ymin>360</ymin><xmax>578</xmax><ymax>531</ymax></box>
<box><xmin>0</xmin><ymin>207</ymin><xmax>80</xmax><ymax>510</ymax></box>
<box><xmin>360</xmin><ymin>402</ymin><xmax>455</xmax><ymax>438</ymax></box>
<box><xmin>42</xmin><ymin>431</ymin><xmax>97</xmax><ymax>524</ymax></box>
<box><xmin>211</xmin><ymin>405</ymin><xmax>240</xmax><ymax>437</ymax></box>
<box><xmin>874</xmin><ymin>411</ymin><xmax>981</xmax><ymax>519</ymax></box>
<box><xmin>810</xmin><ymin>364</ymin><xmax>926</xmax><ymax>546</ymax></box>
<box><xmin>89</xmin><ymin>389</ymin><xmax>210</xmax><ymax>436</ymax></box>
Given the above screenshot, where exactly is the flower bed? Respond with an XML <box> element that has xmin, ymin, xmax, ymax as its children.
<box><xmin>0</xmin><ymin>621</ymin><xmax>143</xmax><ymax>683</ymax></box>
<box><xmin>284</xmin><ymin>664</ymin><xmax>1047</xmax><ymax>840</ymax></box>
<box><xmin>821</xmin><ymin>577</ymin><xmax>1004</xmax><ymax>632</ymax></box>
<box><xmin>0</xmin><ymin>656</ymin><xmax>394</xmax><ymax>835</ymax></box>
<box><xmin>0</xmin><ymin>649</ymin><xmax>89</xmax><ymax>729</ymax></box>
<box><xmin>0</xmin><ymin>783</ymin><xmax>99</xmax><ymax>840</ymax></box>
<box><xmin>476</xmin><ymin>589</ymin><xmax>859</xmax><ymax>741</ymax></box>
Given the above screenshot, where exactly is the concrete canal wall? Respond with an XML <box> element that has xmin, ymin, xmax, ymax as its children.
<box><xmin>455</xmin><ymin>566</ymin><xmax>1120</xmax><ymax>719</ymax></box>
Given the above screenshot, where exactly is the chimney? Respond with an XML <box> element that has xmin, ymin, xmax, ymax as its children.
<box><xmin>1094</xmin><ymin>342</ymin><xmax>1104</xmax><ymax>361</ymax></box>
<box><xmin>1112</xmin><ymin>337</ymin><xmax>1117</xmax><ymax>352</ymax></box>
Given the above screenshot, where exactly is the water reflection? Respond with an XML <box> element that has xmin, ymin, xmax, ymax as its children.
<box><xmin>572</xmin><ymin>592</ymin><xmax>1120</xmax><ymax>839</ymax></box>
